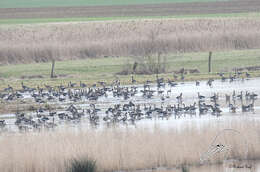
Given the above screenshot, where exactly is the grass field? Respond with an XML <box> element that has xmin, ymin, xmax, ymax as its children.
<box><xmin>0</xmin><ymin>12</ymin><xmax>259</xmax><ymax>25</ymax></box>
<box><xmin>0</xmin><ymin>0</ymin><xmax>259</xmax><ymax>89</ymax></box>
<box><xmin>0</xmin><ymin>0</ymin><xmax>229</xmax><ymax>8</ymax></box>
<box><xmin>0</xmin><ymin>49</ymin><xmax>260</xmax><ymax>90</ymax></box>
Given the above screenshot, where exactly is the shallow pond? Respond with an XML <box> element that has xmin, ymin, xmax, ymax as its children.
<box><xmin>1</xmin><ymin>77</ymin><xmax>260</xmax><ymax>132</ymax></box>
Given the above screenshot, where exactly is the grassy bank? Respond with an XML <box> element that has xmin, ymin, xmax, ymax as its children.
<box><xmin>0</xmin><ymin>119</ymin><xmax>259</xmax><ymax>172</ymax></box>
<box><xmin>1</xmin><ymin>12</ymin><xmax>259</xmax><ymax>25</ymax></box>
<box><xmin>0</xmin><ymin>0</ymin><xmax>229</xmax><ymax>8</ymax></box>
<box><xmin>0</xmin><ymin>49</ymin><xmax>260</xmax><ymax>90</ymax></box>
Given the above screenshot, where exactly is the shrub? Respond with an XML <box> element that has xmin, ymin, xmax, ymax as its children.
<box><xmin>66</xmin><ymin>157</ymin><xmax>97</xmax><ymax>172</ymax></box>
<box><xmin>119</xmin><ymin>52</ymin><xmax>168</xmax><ymax>75</ymax></box>
<box><xmin>181</xmin><ymin>165</ymin><xmax>189</xmax><ymax>172</ymax></box>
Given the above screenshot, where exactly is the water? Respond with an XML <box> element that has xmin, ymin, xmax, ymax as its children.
<box><xmin>133</xmin><ymin>160</ymin><xmax>260</xmax><ymax>172</ymax></box>
<box><xmin>0</xmin><ymin>77</ymin><xmax>260</xmax><ymax>132</ymax></box>
<box><xmin>1</xmin><ymin>78</ymin><xmax>260</xmax><ymax>172</ymax></box>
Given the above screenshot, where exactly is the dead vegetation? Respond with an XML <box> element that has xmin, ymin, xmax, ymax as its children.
<box><xmin>0</xmin><ymin>119</ymin><xmax>260</xmax><ymax>172</ymax></box>
<box><xmin>20</xmin><ymin>75</ymin><xmax>44</xmax><ymax>79</ymax></box>
<box><xmin>1</xmin><ymin>18</ymin><xmax>260</xmax><ymax>64</ymax></box>
<box><xmin>234</xmin><ymin>66</ymin><xmax>260</xmax><ymax>72</ymax></box>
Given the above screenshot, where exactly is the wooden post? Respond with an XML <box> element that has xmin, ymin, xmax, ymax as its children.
<box><xmin>157</xmin><ymin>52</ymin><xmax>161</xmax><ymax>73</ymax></box>
<box><xmin>133</xmin><ymin>62</ymin><xmax>138</xmax><ymax>74</ymax></box>
<box><xmin>51</xmin><ymin>60</ymin><xmax>55</xmax><ymax>78</ymax></box>
<box><xmin>208</xmin><ymin>51</ymin><xmax>212</xmax><ymax>73</ymax></box>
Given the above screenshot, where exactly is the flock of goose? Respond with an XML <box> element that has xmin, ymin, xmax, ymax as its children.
<box><xmin>0</xmin><ymin>72</ymin><xmax>258</xmax><ymax>132</ymax></box>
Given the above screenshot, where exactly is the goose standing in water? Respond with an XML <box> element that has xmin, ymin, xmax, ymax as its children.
<box><xmin>225</xmin><ymin>94</ymin><xmax>231</xmax><ymax>104</ymax></box>
<box><xmin>198</xmin><ymin>92</ymin><xmax>205</xmax><ymax>100</ymax></box>
<box><xmin>131</xmin><ymin>75</ymin><xmax>136</xmax><ymax>84</ymax></box>
<box><xmin>229</xmin><ymin>104</ymin><xmax>236</xmax><ymax>113</ymax></box>
<box><xmin>207</xmin><ymin>79</ymin><xmax>214</xmax><ymax>87</ymax></box>
<box><xmin>176</xmin><ymin>93</ymin><xmax>183</xmax><ymax>103</ymax></box>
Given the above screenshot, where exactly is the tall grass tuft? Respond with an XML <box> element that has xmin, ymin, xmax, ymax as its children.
<box><xmin>67</xmin><ymin>157</ymin><xmax>96</xmax><ymax>172</ymax></box>
<box><xmin>181</xmin><ymin>165</ymin><xmax>189</xmax><ymax>172</ymax></box>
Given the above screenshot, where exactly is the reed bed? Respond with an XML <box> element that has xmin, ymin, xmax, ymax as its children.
<box><xmin>1</xmin><ymin>18</ymin><xmax>260</xmax><ymax>64</ymax></box>
<box><xmin>0</xmin><ymin>119</ymin><xmax>260</xmax><ymax>172</ymax></box>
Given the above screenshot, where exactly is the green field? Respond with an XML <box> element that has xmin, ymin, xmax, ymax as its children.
<box><xmin>0</xmin><ymin>49</ymin><xmax>260</xmax><ymax>90</ymax></box>
<box><xmin>0</xmin><ymin>12</ymin><xmax>258</xmax><ymax>25</ymax></box>
<box><xmin>0</xmin><ymin>0</ymin><xmax>228</xmax><ymax>8</ymax></box>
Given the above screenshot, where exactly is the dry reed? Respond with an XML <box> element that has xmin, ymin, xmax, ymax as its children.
<box><xmin>1</xmin><ymin>18</ymin><xmax>260</xmax><ymax>64</ymax></box>
<box><xmin>0</xmin><ymin>119</ymin><xmax>260</xmax><ymax>172</ymax></box>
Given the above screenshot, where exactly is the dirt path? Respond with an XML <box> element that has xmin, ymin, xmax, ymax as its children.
<box><xmin>0</xmin><ymin>0</ymin><xmax>260</xmax><ymax>19</ymax></box>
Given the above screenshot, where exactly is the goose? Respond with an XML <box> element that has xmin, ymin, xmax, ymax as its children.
<box><xmin>157</xmin><ymin>82</ymin><xmax>165</xmax><ymax>88</ymax></box>
<box><xmin>229</xmin><ymin>104</ymin><xmax>236</xmax><ymax>113</ymax></box>
<box><xmin>221</xmin><ymin>76</ymin><xmax>227</xmax><ymax>82</ymax></box>
<box><xmin>242</xmin><ymin>103</ymin><xmax>254</xmax><ymax>112</ymax></box>
<box><xmin>207</xmin><ymin>79</ymin><xmax>214</xmax><ymax>87</ymax></box>
<box><xmin>59</xmin><ymin>96</ymin><xmax>66</xmax><ymax>102</ymax></box>
<box><xmin>245</xmin><ymin>91</ymin><xmax>250</xmax><ymax>99</ymax></box>
<box><xmin>246</xmin><ymin>72</ymin><xmax>250</xmax><ymax>78</ymax></box>
<box><xmin>168</xmin><ymin>79</ymin><xmax>177</xmax><ymax>87</ymax></box>
<box><xmin>44</xmin><ymin>84</ymin><xmax>52</xmax><ymax>90</ymax></box>
<box><xmin>237</xmin><ymin>91</ymin><xmax>243</xmax><ymax>100</ymax></box>
<box><xmin>80</xmin><ymin>81</ymin><xmax>87</xmax><ymax>88</ymax></box>
<box><xmin>173</xmin><ymin>74</ymin><xmax>178</xmax><ymax>81</ymax></box>
<box><xmin>161</xmin><ymin>95</ymin><xmax>165</xmax><ymax>101</ymax></box>
<box><xmin>4</xmin><ymin>85</ymin><xmax>13</xmax><ymax>92</ymax></box>
<box><xmin>211</xmin><ymin>106</ymin><xmax>222</xmax><ymax>116</ymax></box>
<box><xmin>49</xmin><ymin>111</ymin><xmax>56</xmax><ymax>117</ymax></box>
<box><xmin>232</xmin><ymin>90</ymin><xmax>236</xmax><ymax>100</ymax></box>
<box><xmin>179</xmin><ymin>74</ymin><xmax>185</xmax><ymax>82</ymax></box>
<box><xmin>143</xmin><ymin>83</ymin><xmax>150</xmax><ymax>89</ymax></box>
<box><xmin>189</xmin><ymin>102</ymin><xmax>197</xmax><ymax>115</ymax></box>
<box><xmin>0</xmin><ymin>120</ymin><xmax>6</xmax><ymax>128</ymax></box>
<box><xmin>98</xmin><ymin>81</ymin><xmax>106</xmax><ymax>86</ymax></box>
<box><xmin>66</xmin><ymin>105</ymin><xmax>78</xmax><ymax>113</ymax></box>
<box><xmin>157</xmin><ymin>90</ymin><xmax>164</xmax><ymax>95</ymax></box>
<box><xmin>210</xmin><ymin>93</ymin><xmax>218</xmax><ymax>101</ymax></box>
<box><xmin>145</xmin><ymin>80</ymin><xmax>152</xmax><ymax>84</ymax></box>
<box><xmin>21</xmin><ymin>82</ymin><xmax>27</xmax><ymax>90</ymax></box>
<box><xmin>250</xmin><ymin>92</ymin><xmax>258</xmax><ymax>100</ymax></box>
<box><xmin>176</xmin><ymin>93</ymin><xmax>183</xmax><ymax>102</ymax></box>
<box><xmin>225</xmin><ymin>94</ymin><xmax>230</xmax><ymax>103</ymax></box>
<box><xmin>14</xmin><ymin>91</ymin><xmax>23</xmax><ymax>98</ymax></box>
<box><xmin>131</xmin><ymin>75</ymin><xmax>136</xmax><ymax>84</ymax></box>
<box><xmin>68</xmin><ymin>81</ymin><xmax>77</xmax><ymax>88</ymax></box>
<box><xmin>198</xmin><ymin>92</ymin><xmax>205</xmax><ymax>99</ymax></box>
<box><xmin>58</xmin><ymin>84</ymin><xmax>66</xmax><ymax>91</ymax></box>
